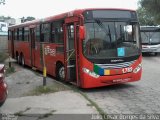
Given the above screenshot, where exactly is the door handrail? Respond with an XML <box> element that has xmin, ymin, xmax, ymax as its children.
<box><xmin>66</xmin><ymin>49</ymin><xmax>75</xmax><ymax>62</ymax></box>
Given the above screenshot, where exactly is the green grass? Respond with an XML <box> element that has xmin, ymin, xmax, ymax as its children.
<box><xmin>0</xmin><ymin>52</ymin><xmax>15</xmax><ymax>76</ymax></box>
<box><xmin>79</xmin><ymin>91</ymin><xmax>110</xmax><ymax>120</ymax></box>
<box><xmin>64</xmin><ymin>85</ymin><xmax>110</xmax><ymax>120</ymax></box>
<box><xmin>40</xmin><ymin>82</ymin><xmax>108</xmax><ymax>119</ymax></box>
<box><xmin>14</xmin><ymin>107</ymin><xmax>31</xmax><ymax>116</ymax></box>
<box><xmin>25</xmin><ymin>82</ymin><xmax>70</xmax><ymax>96</ymax></box>
<box><xmin>0</xmin><ymin>52</ymin><xmax>8</xmax><ymax>63</ymax></box>
<box><xmin>79</xmin><ymin>91</ymin><xmax>109</xmax><ymax>120</ymax></box>
<box><xmin>5</xmin><ymin>66</ymin><xmax>15</xmax><ymax>76</ymax></box>
<box><xmin>38</xmin><ymin>110</ymin><xmax>56</xmax><ymax>119</ymax></box>
<box><xmin>14</xmin><ymin>108</ymin><xmax>56</xmax><ymax>119</ymax></box>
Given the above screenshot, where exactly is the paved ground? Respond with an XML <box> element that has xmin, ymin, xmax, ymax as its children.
<box><xmin>83</xmin><ymin>54</ymin><xmax>160</xmax><ymax>114</ymax></box>
<box><xmin>0</xmin><ymin>64</ymin><xmax>97</xmax><ymax>120</ymax></box>
<box><xmin>1</xmin><ymin>54</ymin><xmax>160</xmax><ymax>119</ymax></box>
<box><xmin>0</xmin><ymin>91</ymin><xmax>97</xmax><ymax>120</ymax></box>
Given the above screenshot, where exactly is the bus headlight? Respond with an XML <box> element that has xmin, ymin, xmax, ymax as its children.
<box><xmin>83</xmin><ymin>68</ymin><xmax>100</xmax><ymax>78</ymax></box>
<box><xmin>133</xmin><ymin>64</ymin><xmax>142</xmax><ymax>73</ymax></box>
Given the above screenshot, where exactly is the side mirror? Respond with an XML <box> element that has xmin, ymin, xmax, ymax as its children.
<box><xmin>79</xmin><ymin>26</ymin><xmax>85</xmax><ymax>40</ymax></box>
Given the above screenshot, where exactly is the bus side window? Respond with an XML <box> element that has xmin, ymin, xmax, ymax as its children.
<box><xmin>40</xmin><ymin>23</ymin><xmax>50</xmax><ymax>43</ymax></box>
<box><xmin>8</xmin><ymin>30</ymin><xmax>11</xmax><ymax>40</ymax></box>
<box><xmin>36</xmin><ymin>25</ymin><xmax>40</xmax><ymax>42</ymax></box>
<box><xmin>24</xmin><ymin>27</ymin><xmax>29</xmax><ymax>41</ymax></box>
<box><xmin>15</xmin><ymin>29</ymin><xmax>19</xmax><ymax>41</ymax></box>
<box><xmin>19</xmin><ymin>28</ymin><xmax>24</xmax><ymax>41</ymax></box>
<box><xmin>12</xmin><ymin>31</ymin><xmax>15</xmax><ymax>41</ymax></box>
<box><xmin>51</xmin><ymin>21</ymin><xmax>64</xmax><ymax>44</ymax></box>
<box><xmin>50</xmin><ymin>23</ymin><xmax>55</xmax><ymax>43</ymax></box>
<box><xmin>41</xmin><ymin>33</ymin><xmax>44</xmax><ymax>42</ymax></box>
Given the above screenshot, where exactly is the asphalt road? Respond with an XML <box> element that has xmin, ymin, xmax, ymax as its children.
<box><xmin>83</xmin><ymin>53</ymin><xmax>160</xmax><ymax>114</ymax></box>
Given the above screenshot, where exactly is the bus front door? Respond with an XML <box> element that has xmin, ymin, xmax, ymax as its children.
<box><xmin>64</xmin><ymin>23</ymin><xmax>79</xmax><ymax>83</ymax></box>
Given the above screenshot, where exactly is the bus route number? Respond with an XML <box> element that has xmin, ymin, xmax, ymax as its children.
<box><xmin>44</xmin><ymin>46</ymin><xmax>56</xmax><ymax>56</ymax></box>
<box><xmin>122</xmin><ymin>67</ymin><xmax>132</xmax><ymax>73</ymax></box>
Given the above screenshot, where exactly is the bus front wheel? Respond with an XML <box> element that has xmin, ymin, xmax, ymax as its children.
<box><xmin>56</xmin><ymin>64</ymin><xmax>65</xmax><ymax>81</ymax></box>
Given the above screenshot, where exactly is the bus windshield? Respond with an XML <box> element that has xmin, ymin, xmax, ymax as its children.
<box><xmin>83</xmin><ymin>20</ymin><xmax>141</xmax><ymax>59</ymax></box>
<box><xmin>141</xmin><ymin>31</ymin><xmax>160</xmax><ymax>44</ymax></box>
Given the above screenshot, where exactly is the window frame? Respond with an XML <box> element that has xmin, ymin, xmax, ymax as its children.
<box><xmin>51</xmin><ymin>20</ymin><xmax>64</xmax><ymax>44</ymax></box>
<box><xmin>40</xmin><ymin>23</ymin><xmax>51</xmax><ymax>43</ymax></box>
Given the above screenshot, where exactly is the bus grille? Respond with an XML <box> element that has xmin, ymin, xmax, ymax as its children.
<box><xmin>95</xmin><ymin>60</ymin><xmax>136</xmax><ymax>69</ymax></box>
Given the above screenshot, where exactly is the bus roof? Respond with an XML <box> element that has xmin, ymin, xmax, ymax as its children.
<box><xmin>9</xmin><ymin>8</ymin><xmax>136</xmax><ymax>29</ymax></box>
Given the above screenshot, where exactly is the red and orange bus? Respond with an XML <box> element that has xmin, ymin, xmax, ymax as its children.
<box><xmin>8</xmin><ymin>8</ymin><xmax>142</xmax><ymax>88</ymax></box>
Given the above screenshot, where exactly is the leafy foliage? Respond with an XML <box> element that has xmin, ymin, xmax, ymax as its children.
<box><xmin>0</xmin><ymin>16</ymin><xmax>11</xmax><ymax>22</ymax></box>
<box><xmin>0</xmin><ymin>52</ymin><xmax>8</xmax><ymax>63</ymax></box>
<box><xmin>25</xmin><ymin>83</ymin><xmax>70</xmax><ymax>96</ymax></box>
<box><xmin>21</xmin><ymin>16</ymin><xmax>35</xmax><ymax>23</ymax></box>
<box><xmin>138</xmin><ymin>0</ymin><xmax>160</xmax><ymax>25</ymax></box>
<box><xmin>137</xmin><ymin>7</ymin><xmax>155</xmax><ymax>25</ymax></box>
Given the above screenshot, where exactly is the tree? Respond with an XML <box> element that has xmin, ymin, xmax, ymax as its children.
<box><xmin>137</xmin><ymin>7</ymin><xmax>155</xmax><ymax>25</ymax></box>
<box><xmin>21</xmin><ymin>16</ymin><xmax>35</xmax><ymax>23</ymax></box>
<box><xmin>139</xmin><ymin>0</ymin><xmax>160</xmax><ymax>24</ymax></box>
<box><xmin>0</xmin><ymin>16</ymin><xmax>11</xmax><ymax>22</ymax></box>
<box><xmin>25</xmin><ymin>16</ymin><xmax>35</xmax><ymax>21</ymax></box>
<box><xmin>0</xmin><ymin>0</ymin><xmax>5</xmax><ymax>5</ymax></box>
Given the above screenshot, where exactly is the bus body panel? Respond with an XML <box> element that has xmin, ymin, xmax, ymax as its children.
<box><xmin>79</xmin><ymin>54</ymin><xmax>142</xmax><ymax>88</ymax></box>
<box><xmin>142</xmin><ymin>44</ymin><xmax>160</xmax><ymax>53</ymax></box>
<box><xmin>43</xmin><ymin>44</ymin><xmax>64</xmax><ymax>76</ymax></box>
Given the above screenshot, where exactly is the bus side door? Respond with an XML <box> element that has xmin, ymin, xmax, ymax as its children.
<box><xmin>64</xmin><ymin>17</ymin><xmax>80</xmax><ymax>84</ymax></box>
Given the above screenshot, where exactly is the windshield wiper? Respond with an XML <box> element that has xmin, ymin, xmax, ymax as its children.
<box><xmin>94</xmin><ymin>19</ymin><xmax>112</xmax><ymax>42</ymax></box>
<box><xmin>117</xmin><ymin>25</ymin><xmax>125</xmax><ymax>44</ymax></box>
<box><xmin>107</xmin><ymin>25</ymin><xmax>112</xmax><ymax>43</ymax></box>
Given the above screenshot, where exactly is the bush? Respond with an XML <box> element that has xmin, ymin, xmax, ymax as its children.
<box><xmin>0</xmin><ymin>52</ymin><xmax>8</xmax><ymax>63</ymax></box>
<box><xmin>5</xmin><ymin>67</ymin><xmax>15</xmax><ymax>76</ymax></box>
<box><xmin>25</xmin><ymin>83</ymin><xmax>70</xmax><ymax>96</ymax></box>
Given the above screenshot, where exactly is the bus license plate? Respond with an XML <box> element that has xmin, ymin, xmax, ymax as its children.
<box><xmin>112</xmin><ymin>78</ymin><xmax>131</xmax><ymax>83</ymax></box>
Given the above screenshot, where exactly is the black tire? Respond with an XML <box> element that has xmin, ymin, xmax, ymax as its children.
<box><xmin>0</xmin><ymin>101</ymin><xmax>5</xmax><ymax>107</ymax></box>
<box><xmin>154</xmin><ymin>52</ymin><xmax>158</xmax><ymax>56</ymax></box>
<box><xmin>16</xmin><ymin>53</ymin><xmax>19</xmax><ymax>64</ymax></box>
<box><xmin>21</xmin><ymin>55</ymin><xmax>25</xmax><ymax>67</ymax></box>
<box><xmin>19</xmin><ymin>55</ymin><xmax>22</xmax><ymax>65</ymax></box>
<box><xmin>56</xmin><ymin>64</ymin><xmax>65</xmax><ymax>81</ymax></box>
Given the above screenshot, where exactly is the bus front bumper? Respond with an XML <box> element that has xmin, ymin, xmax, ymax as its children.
<box><xmin>81</xmin><ymin>69</ymin><xmax>142</xmax><ymax>88</ymax></box>
<box><xmin>142</xmin><ymin>44</ymin><xmax>160</xmax><ymax>53</ymax></box>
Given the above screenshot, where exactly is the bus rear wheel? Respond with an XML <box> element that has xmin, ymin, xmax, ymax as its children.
<box><xmin>154</xmin><ymin>52</ymin><xmax>158</xmax><ymax>56</ymax></box>
<box><xmin>16</xmin><ymin>53</ymin><xmax>19</xmax><ymax>64</ymax></box>
<box><xmin>56</xmin><ymin>64</ymin><xmax>65</xmax><ymax>81</ymax></box>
